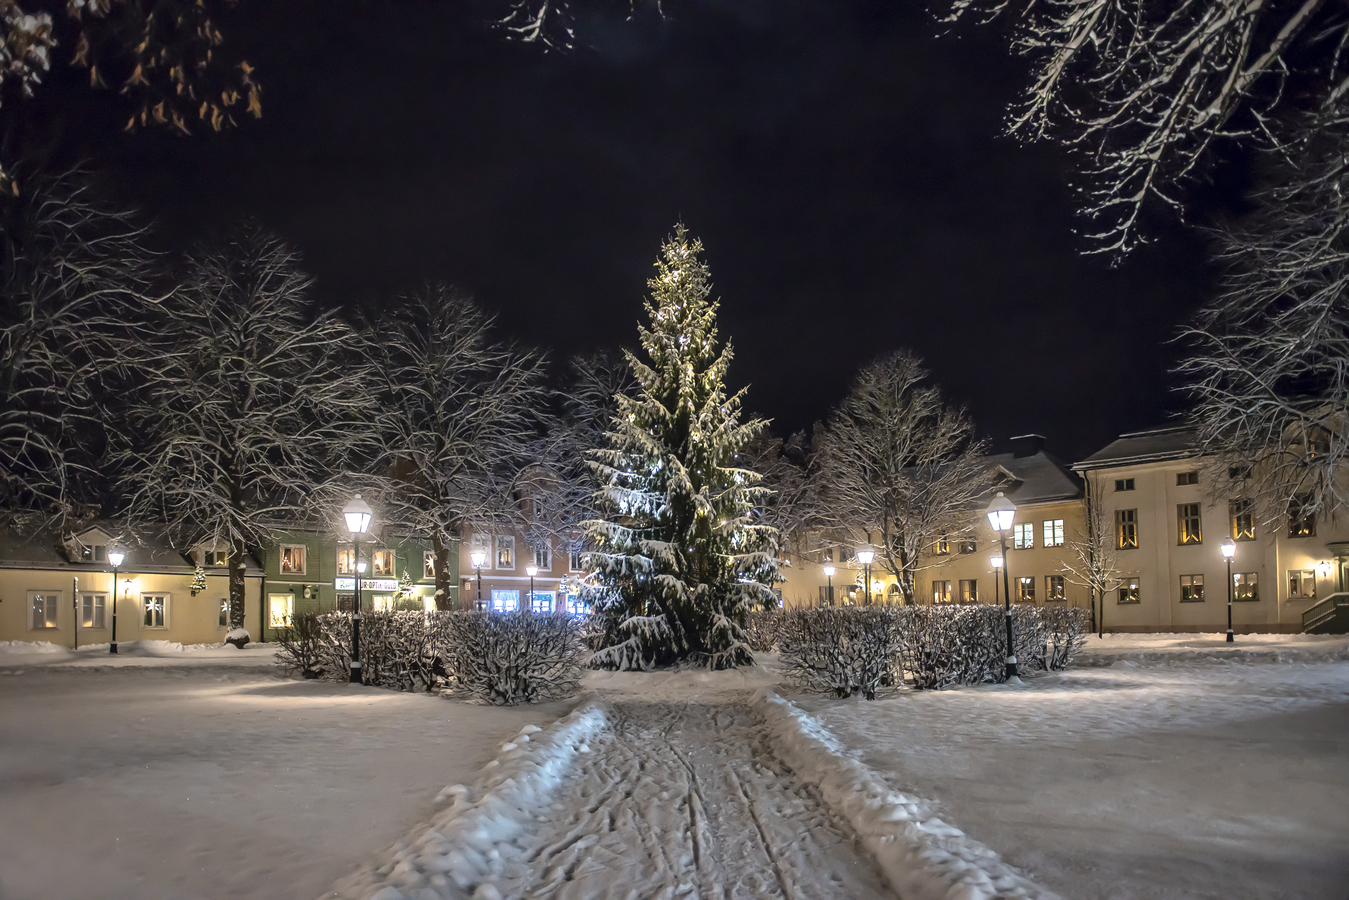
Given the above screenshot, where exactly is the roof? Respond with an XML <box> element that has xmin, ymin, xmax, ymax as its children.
<box><xmin>1073</xmin><ymin>425</ymin><xmax>1198</xmax><ymax>471</ymax></box>
<box><xmin>986</xmin><ymin>450</ymin><xmax>1082</xmax><ymax>505</ymax></box>
<box><xmin>0</xmin><ymin>522</ymin><xmax>264</xmax><ymax>575</ymax></box>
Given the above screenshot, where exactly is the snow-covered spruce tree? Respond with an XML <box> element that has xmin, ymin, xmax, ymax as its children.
<box><xmin>118</xmin><ymin>227</ymin><xmax>362</xmax><ymax>629</ymax></box>
<box><xmin>586</xmin><ymin>225</ymin><xmax>778</xmax><ymax>671</ymax></box>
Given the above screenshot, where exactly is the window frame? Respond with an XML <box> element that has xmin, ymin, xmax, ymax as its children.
<box><xmin>932</xmin><ymin>539</ymin><xmax>950</xmax><ymax>556</ymax></box>
<box><xmin>1229</xmin><ymin>499</ymin><xmax>1256</xmax><ymax>541</ymax></box>
<box><xmin>494</xmin><ymin>535</ymin><xmax>515</xmax><ymax>570</ymax></box>
<box><xmin>1012</xmin><ymin>523</ymin><xmax>1035</xmax><ymax>550</ymax></box>
<box><xmin>29</xmin><ymin>591</ymin><xmax>60</xmax><ymax>630</ymax></box>
<box><xmin>268</xmin><ymin>593</ymin><xmax>294</xmax><ymax>628</ymax></box>
<box><xmin>1115</xmin><ymin>508</ymin><xmax>1138</xmax><ymax>550</ymax></box>
<box><xmin>423</xmin><ymin>551</ymin><xmax>436</xmax><ymax>579</ymax></box>
<box><xmin>1045</xmin><ymin>574</ymin><xmax>1066</xmax><ymax>601</ymax></box>
<box><xmin>1042</xmin><ymin>519</ymin><xmax>1065</xmax><ymax>548</ymax></box>
<box><xmin>1179</xmin><ymin>574</ymin><xmax>1205</xmax><ymax>603</ymax></box>
<box><xmin>1288</xmin><ymin>569</ymin><xmax>1317</xmax><ymax>600</ymax></box>
<box><xmin>958</xmin><ymin>541</ymin><xmax>977</xmax><ymax>554</ymax></box>
<box><xmin>1233</xmin><ymin>572</ymin><xmax>1259</xmax><ymax>602</ymax></box>
<box><xmin>533</xmin><ymin>543</ymin><xmax>552</xmax><ymax>571</ymax></box>
<box><xmin>219</xmin><ymin>597</ymin><xmax>230</xmax><ymax>628</ymax></box>
<box><xmin>338</xmin><ymin>546</ymin><xmax>356</xmax><ymax>576</ymax></box>
<box><xmin>569</xmin><ymin>549</ymin><xmax>585</xmax><ymax>572</ymax></box>
<box><xmin>142</xmin><ymin>593</ymin><xmax>170</xmax><ymax>628</ymax></box>
<box><xmin>1117</xmin><ymin>577</ymin><xmax>1140</xmax><ymax>604</ymax></box>
<box><xmin>958</xmin><ymin>579</ymin><xmax>978</xmax><ymax>603</ymax></box>
<box><xmin>1114</xmin><ymin>478</ymin><xmax>1135</xmax><ymax>492</ymax></box>
<box><xmin>529</xmin><ymin>590</ymin><xmax>555</xmax><ymax>613</ymax></box>
<box><xmin>1177</xmin><ymin>503</ymin><xmax>1203</xmax><ymax>545</ymax></box>
<box><xmin>1176</xmin><ymin>471</ymin><xmax>1199</xmax><ymax>486</ymax></box>
<box><xmin>1288</xmin><ymin>496</ymin><xmax>1316</xmax><ymax>538</ymax></box>
<box><xmin>279</xmin><ymin>544</ymin><xmax>307</xmax><ymax>575</ymax></box>
<box><xmin>371</xmin><ymin>548</ymin><xmax>395</xmax><ymax>577</ymax></box>
<box><xmin>931</xmin><ymin>580</ymin><xmax>952</xmax><ymax>603</ymax></box>
<box><xmin>1016</xmin><ymin>576</ymin><xmax>1036</xmax><ymax>603</ymax></box>
<box><xmin>490</xmin><ymin>589</ymin><xmax>519</xmax><ymax>612</ymax></box>
<box><xmin>79</xmin><ymin>592</ymin><xmax>107</xmax><ymax>629</ymax></box>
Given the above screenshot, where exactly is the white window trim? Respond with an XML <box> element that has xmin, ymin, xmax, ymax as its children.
<box><xmin>268</xmin><ymin>593</ymin><xmax>294</xmax><ymax>628</ymax></box>
<box><xmin>80</xmin><ymin>592</ymin><xmax>108</xmax><ymax>629</ymax></box>
<box><xmin>568</xmin><ymin>550</ymin><xmax>585</xmax><ymax>573</ymax></box>
<box><xmin>371</xmin><ymin>547</ymin><xmax>396</xmax><ymax>578</ymax></box>
<box><xmin>494</xmin><ymin>535</ymin><xmax>515</xmax><ymax>571</ymax></box>
<box><xmin>279</xmin><ymin>543</ymin><xmax>308</xmax><ymax>576</ymax></box>
<box><xmin>28</xmin><ymin>591</ymin><xmax>61</xmax><ymax>630</ymax></box>
<box><xmin>533</xmin><ymin>542</ymin><xmax>551</xmax><ymax>571</ymax></box>
<box><xmin>423</xmin><ymin>550</ymin><xmax>436</xmax><ymax>579</ymax></box>
<box><xmin>142</xmin><ymin>593</ymin><xmax>171</xmax><ymax>629</ymax></box>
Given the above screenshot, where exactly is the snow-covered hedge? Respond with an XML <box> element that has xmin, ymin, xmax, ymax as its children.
<box><xmin>779</xmin><ymin>607</ymin><xmax>903</xmax><ymax>699</ymax></box>
<box><xmin>1041</xmin><ymin>605</ymin><xmax>1091</xmax><ymax>670</ymax></box>
<box><xmin>276</xmin><ymin>610</ymin><xmax>585</xmax><ymax>702</ymax></box>
<box><xmin>442</xmin><ymin>611</ymin><xmax>586</xmax><ymax>705</ymax></box>
<box><xmin>744</xmin><ymin>608</ymin><xmax>784</xmax><ymax>652</ymax></box>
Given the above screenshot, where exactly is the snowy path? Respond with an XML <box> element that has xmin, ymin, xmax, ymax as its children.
<box><xmin>486</xmin><ymin>701</ymin><xmax>892</xmax><ymax>900</ymax></box>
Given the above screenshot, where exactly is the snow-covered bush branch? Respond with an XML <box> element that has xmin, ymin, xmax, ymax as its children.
<box><xmin>779</xmin><ymin>607</ymin><xmax>902</xmax><ymax>700</ymax></box>
<box><xmin>442</xmin><ymin>610</ymin><xmax>585</xmax><ymax>705</ymax></box>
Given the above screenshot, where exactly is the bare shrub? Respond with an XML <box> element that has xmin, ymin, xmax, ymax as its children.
<box><xmin>778</xmin><ymin>607</ymin><xmax>901</xmax><ymax>700</ymax></box>
<box><xmin>275</xmin><ymin>611</ymin><xmax>325</xmax><ymax>679</ymax></box>
<box><xmin>1042</xmin><ymin>605</ymin><xmax>1091</xmax><ymax>670</ymax></box>
<box><xmin>359</xmin><ymin>611</ymin><xmax>445</xmax><ymax>692</ymax></box>
<box><xmin>744</xmin><ymin>608</ymin><xmax>783</xmax><ymax>653</ymax></box>
<box><xmin>443</xmin><ymin>611</ymin><xmax>585</xmax><ymax>705</ymax></box>
<box><xmin>898</xmin><ymin>605</ymin><xmax>1004</xmax><ymax>689</ymax></box>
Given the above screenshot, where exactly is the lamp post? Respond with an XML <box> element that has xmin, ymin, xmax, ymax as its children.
<box><xmin>343</xmin><ymin>493</ymin><xmax>374</xmax><ymax>685</ymax></box>
<box><xmin>107</xmin><ymin>550</ymin><xmax>124</xmax><ymax>654</ymax></box>
<box><xmin>1221</xmin><ymin>540</ymin><xmax>1236</xmax><ymax>643</ymax></box>
<box><xmin>986</xmin><ymin>491</ymin><xmax>1018</xmax><ymax>679</ymax></box>
<box><xmin>991</xmin><ymin>554</ymin><xmax>1003</xmax><ymax>607</ymax></box>
<box><xmin>471</xmin><ymin>550</ymin><xmax>487</xmax><ymax>611</ymax></box>
<box><xmin>823</xmin><ymin>564</ymin><xmax>835</xmax><ymax>606</ymax></box>
<box><xmin>856</xmin><ymin>547</ymin><xmax>875</xmax><ymax>606</ymax></box>
<box><xmin>526</xmin><ymin>565</ymin><xmax>538</xmax><ymax>612</ymax></box>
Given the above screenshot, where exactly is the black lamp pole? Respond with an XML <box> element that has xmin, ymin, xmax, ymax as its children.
<box><xmin>350</xmin><ymin>544</ymin><xmax>363</xmax><ymax>684</ymax></box>
<box><xmin>1223</xmin><ymin>541</ymin><xmax>1236</xmax><ymax>643</ymax></box>
<box><xmin>998</xmin><ymin>530</ymin><xmax>1016</xmax><ymax>678</ymax></box>
<box><xmin>108</xmin><ymin>555</ymin><xmax>122</xmax><ymax>654</ymax></box>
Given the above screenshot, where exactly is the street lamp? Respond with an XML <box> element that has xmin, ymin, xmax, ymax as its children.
<box><xmin>856</xmin><ymin>547</ymin><xmax>875</xmax><ymax>606</ymax></box>
<box><xmin>991</xmin><ymin>554</ymin><xmax>1003</xmax><ymax>606</ymax></box>
<box><xmin>107</xmin><ymin>549</ymin><xmax>125</xmax><ymax>654</ymax></box>
<box><xmin>823</xmin><ymin>564</ymin><xmax>835</xmax><ymax>606</ymax></box>
<box><xmin>986</xmin><ymin>491</ymin><xmax>1018</xmax><ymax>679</ymax></box>
<box><xmin>1221</xmin><ymin>540</ymin><xmax>1236</xmax><ymax>643</ymax></box>
<box><xmin>470</xmin><ymin>550</ymin><xmax>487</xmax><ymax>611</ymax></box>
<box><xmin>343</xmin><ymin>493</ymin><xmax>374</xmax><ymax>684</ymax></box>
<box><xmin>526</xmin><ymin>565</ymin><xmax>538</xmax><ymax>612</ymax></box>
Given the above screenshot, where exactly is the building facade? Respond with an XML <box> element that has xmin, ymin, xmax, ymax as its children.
<box><xmin>458</xmin><ymin>529</ymin><xmax>587</xmax><ymax>614</ymax></box>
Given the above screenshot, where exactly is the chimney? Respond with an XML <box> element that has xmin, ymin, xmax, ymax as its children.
<box><xmin>1010</xmin><ymin>434</ymin><xmax>1046</xmax><ymax>458</ymax></box>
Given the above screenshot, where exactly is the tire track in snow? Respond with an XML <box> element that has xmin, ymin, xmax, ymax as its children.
<box><xmin>490</xmin><ymin>700</ymin><xmax>892</xmax><ymax>900</ymax></box>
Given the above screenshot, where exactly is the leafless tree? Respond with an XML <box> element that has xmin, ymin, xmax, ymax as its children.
<box><xmin>946</xmin><ymin>0</ymin><xmax>1349</xmax><ymax>254</ymax></box>
<box><xmin>0</xmin><ymin>172</ymin><xmax>155</xmax><ymax>525</ymax></box>
<box><xmin>118</xmin><ymin>227</ymin><xmax>362</xmax><ymax>629</ymax></box>
<box><xmin>816</xmin><ymin>351</ymin><xmax>993</xmax><ymax>605</ymax></box>
<box><xmin>1057</xmin><ymin>472</ymin><xmax>1123</xmax><ymax>636</ymax></box>
<box><xmin>1179</xmin><ymin>99</ymin><xmax>1349</xmax><ymax>526</ymax></box>
<box><xmin>358</xmin><ymin>284</ymin><xmax>548</xmax><ymax>609</ymax></box>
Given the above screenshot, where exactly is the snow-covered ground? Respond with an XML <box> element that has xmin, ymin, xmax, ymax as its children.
<box><xmin>1</xmin><ymin>633</ymin><xmax>1345</xmax><ymax>900</ymax></box>
<box><xmin>796</xmin><ymin>637</ymin><xmax>1349</xmax><ymax>900</ymax></box>
<box><xmin>0</xmin><ymin>648</ymin><xmax>570</xmax><ymax>900</ymax></box>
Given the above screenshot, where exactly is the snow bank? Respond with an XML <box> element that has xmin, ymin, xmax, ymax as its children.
<box><xmin>0</xmin><ymin>639</ymin><xmax>71</xmax><ymax>660</ymax></box>
<box><xmin>753</xmin><ymin>688</ymin><xmax>1058</xmax><ymax>900</ymax></box>
<box><xmin>1078</xmin><ymin>632</ymin><xmax>1349</xmax><ymax>666</ymax></box>
<box><xmin>334</xmin><ymin>698</ymin><xmax>610</xmax><ymax>900</ymax></box>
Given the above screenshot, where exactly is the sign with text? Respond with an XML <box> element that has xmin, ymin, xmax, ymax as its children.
<box><xmin>335</xmin><ymin>578</ymin><xmax>398</xmax><ymax>592</ymax></box>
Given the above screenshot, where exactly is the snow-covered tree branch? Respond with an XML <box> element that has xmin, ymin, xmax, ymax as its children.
<box><xmin>816</xmin><ymin>350</ymin><xmax>993</xmax><ymax>605</ymax></box>
<box><xmin>1057</xmin><ymin>472</ymin><xmax>1123</xmax><ymax>635</ymax></box>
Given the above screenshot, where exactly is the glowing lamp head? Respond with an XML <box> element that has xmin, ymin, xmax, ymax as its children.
<box><xmin>985</xmin><ymin>491</ymin><xmax>1016</xmax><ymax>532</ymax></box>
<box><xmin>823</xmin><ymin>565</ymin><xmax>836</xmax><ymax>578</ymax></box>
<box><xmin>1220</xmin><ymin>541</ymin><xmax>1236</xmax><ymax>559</ymax></box>
<box><xmin>526</xmin><ymin>565</ymin><xmax>538</xmax><ymax>577</ymax></box>
<box><xmin>470</xmin><ymin>550</ymin><xmax>487</xmax><ymax>569</ymax></box>
<box><xmin>356</xmin><ymin>561</ymin><xmax>367</xmax><ymax>574</ymax></box>
<box><xmin>107</xmin><ymin>550</ymin><xmax>125</xmax><ymax>567</ymax></box>
<box><xmin>1317</xmin><ymin>559</ymin><xmax>1333</xmax><ymax>579</ymax></box>
<box><xmin>990</xmin><ymin>554</ymin><xmax>1003</xmax><ymax>569</ymax></box>
<box><xmin>855</xmin><ymin>548</ymin><xmax>875</xmax><ymax>566</ymax></box>
<box><xmin>343</xmin><ymin>493</ymin><xmax>373</xmax><ymax>535</ymax></box>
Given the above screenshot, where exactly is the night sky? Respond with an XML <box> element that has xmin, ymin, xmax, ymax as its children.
<box><xmin>40</xmin><ymin>0</ymin><xmax>1218</xmax><ymax>462</ymax></box>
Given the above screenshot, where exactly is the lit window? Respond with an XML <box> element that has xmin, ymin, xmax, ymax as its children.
<box><xmin>534</xmin><ymin>543</ymin><xmax>552</xmax><ymax>570</ymax></box>
<box><xmin>1234</xmin><ymin>572</ymin><xmax>1259</xmax><ymax>602</ymax></box>
<box><xmin>1177</xmin><ymin>504</ymin><xmax>1202</xmax><ymax>545</ymax></box>
<box><xmin>203</xmin><ymin>549</ymin><xmax>227</xmax><ymax>566</ymax></box>
<box><xmin>530</xmin><ymin>591</ymin><xmax>554</xmax><ymax>613</ymax></box>
<box><xmin>932</xmin><ymin>580</ymin><xmax>952</xmax><ymax>603</ymax></box>
<box><xmin>1012</xmin><ymin>523</ymin><xmax>1034</xmax><ymax>550</ymax></box>
<box><xmin>1042</xmin><ymin>519</ymin><xmax>1064</xmax><ymax>548</ymax></box>
<box><xmin>338</xmin><ymin>548</ymin><xmax>356</xmax><ymax>575</ymax></box>
<box><xmin>820</xmin><ymin>548</ymin><xmax>834</xmax><ymax>563</ymax></box>
<box><xmin>80</xmin><ymin>544</ymin><xmax>108</xmax><ymax>563</ymax></box>
<box><xmin>268</xmin><ymin>594</ymin><xmax>294</xmax><ymax>627</ymax></box>
<box><xmin>1116</xmin><ymin>509</ymin><xmax>1138</xmax><ymax>549</ymax></box>
<box><xmin>1016</xmin><ymin>576</ymin><xmax>1035</xmax><ymax>602</ymax></box>
<box><xmin>1115</xmin><ymin>478</ymin><xmax>1135</xmax><ymax>492</ymax></box>
<box><xmin>372</xmin><ymin>595</ymin><xmax>396</xmax><ymax>612</ymax></box>
<box><xmin>143</xmin><ymin>594</ymin><xmax>169</xmax><ymax>628</ymax></box>
<box><xmin>495</xmin><ymin>535</ymin><xmax>515</xmax><ymax>569</ymax></box>
<box><xmin>1045</xmin><ymin>575</ymin><xmax>1065</xmax><ymax>601</ymax></box>
<box><xmin>1176</xmin><ymin>471</ymin><xmax>1199</xmax><ymax>486</ymax></box>
<box><xmin>219</xmin><ymin>598</ymin><xmax>230</xmax><ymax>627</ymax></box>
<box><xmin>280</xmin><ymin>544</ymin><xmax>307</xmax><ymax>575</ymax></box>
<box><xmin>566</xmin><ymin>594</ymin><xmax>588</xmax><ymax>616</ymax></box>
<box><xmin>490</xmin><ymin>589</ymin><xmax>519</xmax><ymax>612</ymax></box>
<box><xmin>423</xmin><ymin>551</ymin><xmax>436</xmax><ymax>579</ymax></box>
<box><xmin>1288</xmin><ymin>570</ymin><xmax>1316</xmax><ymax>599</ymax></box>
<box><xmin>1288</xmin><ymin>496</ymin><xmax>1316</xmax><ymax>538</ymax></box>
<box><xmin>1179</xmin><ymin>574</ymin><xmax>1204</xmax><ymax>603</ymax></box>
<box><xmin>79</xmin><ymin>593</ymin><xmax>106</xmax><ymax>629</ymax></box>
<box><xmin>29</xmin><ymin>592</ymin><xmax>60</xmax><ymax>629</ymax></box>
<box><xmin>958</xmin><ymin>541</ymin><xmax>977</xmax><ymax>554</ymax></box>
<box><xmin>1118</xmin><ymin>577</ymin><xmax>1140</xmax><ymax>604</ymax></box>
<box><xmin>372</xmin><ymin>549</ymin><xmax>395</xmax><ymax>577</ymax></box>
<box><xmin>569</xmin><ymin>550</ymin><xmax>585</xmax><ymax>572</ymax></box>
<box><xmin>933</xmin><ymin>540</ymin><xmax>950</xmax><ymax>556</ymax></box>
<box><xmin>959</xmin><ymin>579</ymin><xmax>978</xmax><ymax>602</ymax></box>
<box><xmin>1230</xmin><ymin>500</ymin><xmax>1255</xmax><ymax>541</ymax></box>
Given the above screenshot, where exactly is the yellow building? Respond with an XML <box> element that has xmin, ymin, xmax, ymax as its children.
<box><xmin>1074</xmin><ymin>426</ymin><xmax>1347</xmax><ymax>633</ymax></box>
<box><xmin>0</xmin><ymin>523</ymin><xmax>262</xmax><ymax>648</ymax></box>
